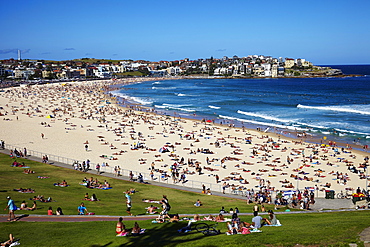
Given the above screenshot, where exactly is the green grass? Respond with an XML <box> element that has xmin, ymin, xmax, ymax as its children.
<box><xmin>1</xmin><ymin>153</ymin><xmax>370</xmax><ymax>246</ymax></box>
<box><xmin>1</xmin><ymin>211</ymin><xmax>369</xmax><ymax>246</ymax></box>
<box><xmin>0</xmin><ymin>154</ymin><xmax>258</xmax><ymax>216</ymax></box>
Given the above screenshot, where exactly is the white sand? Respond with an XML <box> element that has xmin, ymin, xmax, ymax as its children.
<box><xmin>0</xmin><ymin>79</ymin><xmax>368</xmax><ymax>198</ymax></box>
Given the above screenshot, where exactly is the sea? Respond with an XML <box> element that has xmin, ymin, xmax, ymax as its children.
<box><xmin>112</xmin><ymin>65</ymin><xmax>370</xmax><ymax>149</ymax></box>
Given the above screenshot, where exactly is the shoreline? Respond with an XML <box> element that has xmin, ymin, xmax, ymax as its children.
<box><xmin>111</xmin><ymin>78</ymin><xmax>369</xmax><ymax>154</ymax></box>
<box><xmin>0</xmin><ymin>78</ymin><xmax>369</xmax><ymax>199</ymax></box>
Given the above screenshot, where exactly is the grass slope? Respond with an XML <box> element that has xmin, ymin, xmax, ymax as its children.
<box><xmin>1</xmin><ymin>153</ymin><xmax>369</xmax><ymax>246</ymax></box>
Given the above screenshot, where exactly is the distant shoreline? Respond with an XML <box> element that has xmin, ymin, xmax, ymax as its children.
<box><xmin>109</xmin><ymin>78</ymin><xmax>369</xmax><ymax>154</ymax></box>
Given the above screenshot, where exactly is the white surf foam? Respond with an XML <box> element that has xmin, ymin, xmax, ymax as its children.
<box><xmin>297</xmin><ymin>104</ymin><xmax>370</xmax><ymax>115</ymax></box>
<box><xmin>237</xmin><ymin>110</ymin><xmax>292</xmax><ymax>123</ymax></box>
<box><xmin>218</xmin><ymin>115</ymin><xmax>307</xmax><ymax>131</ymax></box>
<box><xmin>209</xmin><ymin>105</ymin><xmax>221</xmax><ymax>109</ymax></box>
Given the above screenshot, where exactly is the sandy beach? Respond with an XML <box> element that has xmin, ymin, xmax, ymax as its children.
<box><xmin>0</xmin><ymin>79</ymin><xmax>368</xmax><ymax>198</ymax></box>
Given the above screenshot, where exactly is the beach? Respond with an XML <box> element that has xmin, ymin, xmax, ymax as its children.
<box><xmin>0</xmin><ymin>79</ymin><xmax>368</xmax><ymax>198</ymax></box>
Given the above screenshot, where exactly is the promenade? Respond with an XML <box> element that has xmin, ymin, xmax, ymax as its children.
<box><xmin>0</xmin><ymin>147</ymin><xmax>358</xmax><ymax>211</ymax></box>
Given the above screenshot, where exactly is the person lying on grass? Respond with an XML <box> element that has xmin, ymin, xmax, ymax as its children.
<box><xmin>54</xmin><ymin>180</ymin><xmax>68</xmax><ymax>187</ymax></box>
<box><xmin>146</xmin><ymin>205</ymin><xmax>158</xmax><ymax>214</ymax></box>
<box><xmin>0</xmin><ymin>234</ymin><xmax>17</xmax><ymax>247</ymax></box>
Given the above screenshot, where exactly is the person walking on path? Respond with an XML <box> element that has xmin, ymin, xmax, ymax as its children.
<box><xmin>126</xmin><ymin>198</ymin><xmax>133</xmax><ymax>216</ymax></box>
<box><xmin>41</xmin><ymin>133</ymin><xmax>44</xmax><ymax>139</ymax></box>
<box><xmin>4</xmin><ymin>196</ymin><xmax>16</xmax><ymax>221</ymax></box>
<box><xmin>96</xmin><ymin>163</ymin><xmax>100</xmax><ymax>175</ymax></box>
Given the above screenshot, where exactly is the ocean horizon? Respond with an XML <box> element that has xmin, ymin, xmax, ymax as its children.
<box><xmin>112</xmin><ymin>65</ymin><xmax>370</xmax><ymax>148</ymax></box>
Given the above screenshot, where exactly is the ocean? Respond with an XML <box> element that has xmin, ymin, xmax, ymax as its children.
<box><xmin>112</xmin><ymin>65</ymin><xmax>370</xmax><ymax>148</ymax></box>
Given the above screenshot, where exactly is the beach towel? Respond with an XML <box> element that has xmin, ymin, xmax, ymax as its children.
<box><xmin>116</xmin><ymin>232</ymin><xmax>129</xmax><ymax>237</ymax></box>
<box><xmin>265</xmin><ymin>220</ymin><xmax>282</xmax><ymax>226</ymax></box>
<box><xmin>250</xmin><ymin>228</ymin><xmax>262</xmax><ymax>233</ymax></box>
<box><xmin>99</xmin><ymin>187</ymin><xmax>112</xmax><ymax>190</ymax></box>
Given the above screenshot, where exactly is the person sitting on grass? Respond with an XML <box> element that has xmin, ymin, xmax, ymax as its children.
<box><xmin>226</xmin><ymin>221</ymin><xmax>238</xmax><ymax>235</ymax></box>
<box><xmin>30</xmin><ymin>201</ymin><xmax>37</xmax><ymax>211</ymax></box>
<box><xmin>215</xmin><ymin>213</ymin><xmax>225</xmax><ymax>222</ymax></box>
<box><xmin>244</xmin><ymin>211</ymin><xmax>263</xmax><ymax>229</ymax></box>
<box><xmin>194</xmin><ymin>199</ymin><xmax>202</xmax><ymax>207</ymax></box>
<box><xmin>56</xmin><ymin>207</ymin><xmax>63</xmax><ymax>215</ymax></box>
<box><xmin>78</xmin><ymin>202</ymin><xmax>88</xmax><ymax>215</ymax></box>
<box><xmin>90</xmin><ymin>194</ymin><xmax>99</xmax><ymax>201</ymax></box>
<box><xmin>263</xmin><ymin>210</ymin><xmax>279</xmax><ymax>225</ymax></box>
<box><xmin>20</xmin><ymin>201</ymin><xmax>30</xmax><ymax>210</ymax></box>
<box><xmin>231</xmin><ymin>213</ymin><xmax>240</xmax><ymax>227</ymax></box>
<box><xmin>193</xmin><ymin>214</ymin><xmax>201</xmax><ymax>221</ymax></box>
<box><xmin>131</xmin><ymin>222</ymin><xmax>141</xmax><ymax>236</ymax></box>
<box><xmin>116</xmin><ymin>217</ymin><xmax>128</xmax><ymax>236</ymax></box>
<box><xmin>47</xmin><ymin>206</ymin><xmax>54</xmax><ymax>215</ymax></box>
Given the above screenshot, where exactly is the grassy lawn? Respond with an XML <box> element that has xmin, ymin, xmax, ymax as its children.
<box><xmin>1</xmin><ymin>211</ymin><xmax>369</xmax><ymax>247</ymax></box>
<box><xmin>1</xmin><ymin>153</ymin><xmax>369</xmax><ymax>246</ymax></box>
<box><xmin>0</xmin><ymin>153</ymin><xmax>258</xmax><ymax>216</ymax></box>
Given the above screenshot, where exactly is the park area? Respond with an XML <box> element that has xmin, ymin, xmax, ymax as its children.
<box><xmin>1</xmin><ymin>152</ymin><xmax>370</xmax><ymax>246</ymax></box>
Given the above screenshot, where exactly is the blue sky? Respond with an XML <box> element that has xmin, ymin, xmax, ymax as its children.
<box><xmin>1</xmin><ymin>0</ymin><xmax>369</xmax><ymax>64</ymax></box>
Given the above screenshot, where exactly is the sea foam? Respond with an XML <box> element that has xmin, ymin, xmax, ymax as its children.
<box><xmin>209</xmin><ymin>105</ymin><xmax>221</xmax><ymax>109</ymax></box>
<box><xmin>237</xmin><ymin>110</ymin><xmax>291</xmax><ymax>123</ymax></box>
<box><xmin>218</xmin><ymin>115</ymin><xmax>307</xmax><ymax>131</ymax></box>
<box><xmin>297</xmin><ymin>104</ymin><xmax>370</xmax><ymax>115</ymax></box>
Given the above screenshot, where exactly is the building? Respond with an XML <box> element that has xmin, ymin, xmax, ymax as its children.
<box><xmin>284</xmin><ymin>58</ymin><xmax>295</xmax><ymax>68</ymax></box>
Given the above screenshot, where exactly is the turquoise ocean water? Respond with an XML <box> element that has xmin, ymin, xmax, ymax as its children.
<box><xmin>112</xmin><ymin>65</ymin><xmax>370</xmax><ymax>147</ymax></box>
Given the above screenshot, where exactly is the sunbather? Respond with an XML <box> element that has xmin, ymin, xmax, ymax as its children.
<box><xmin>116</xmin><ymin>217</ymin><xmax>128</xmax><ymax>236</ymax></box>
<box><xmin>131</xmin><ymin>222</ymin><xmax>141</xmax><ymax>236</ymax></box>
<box><xmin>263</xmin><ymin>210</ymin><xmax>278</xmax><ymax>225</ymax></box>
<box><xmin>0</xmin><ymin>234</ymin><xmax>16</xmax><ymax>247</ymax></box>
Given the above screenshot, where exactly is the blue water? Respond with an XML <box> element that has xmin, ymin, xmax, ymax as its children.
<box><xmin>113</xmin><ymin>65</ymin><xmax>370</xmax><ymax>147</ymax></box>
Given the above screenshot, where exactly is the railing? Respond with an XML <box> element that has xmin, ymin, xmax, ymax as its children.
<box><xmin>5</xmin><ymin>143</ymin><xmax>227</xmax><ymax>194</ymax></box>
<box><xmin>6</xmin><ymin>143</ymin><xmax>329</xmax><ymax>199</ymax></box>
